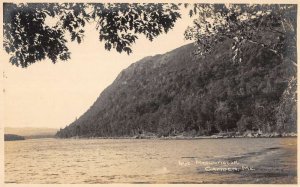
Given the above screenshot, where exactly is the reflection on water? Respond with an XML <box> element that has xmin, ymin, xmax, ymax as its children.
<box><xmin>5</xmin><ymin>138</ymin><xmax>297</xmax><ymax>183</ymax></box>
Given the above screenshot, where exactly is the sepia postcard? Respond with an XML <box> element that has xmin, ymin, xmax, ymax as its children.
<box><xmin>1</xmin><ymin>0</ymin><xmax>299</xmax><ymax>185</ymax></box>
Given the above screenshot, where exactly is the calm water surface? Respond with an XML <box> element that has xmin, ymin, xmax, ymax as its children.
<box><xmin>5</xmin><ymin>138</ymin><xmax>297</xmax><ymax>183</ymax></box>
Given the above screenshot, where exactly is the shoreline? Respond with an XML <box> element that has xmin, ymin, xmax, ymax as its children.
<box><xmin>5</xmin><ymin>135</ymin><xmax>297</xmax><ymax>141</ymax></box>
<box><xmin>59</xmin><ymin>132</ymin><xmax>297</xmax><ymax>140</ymax></box>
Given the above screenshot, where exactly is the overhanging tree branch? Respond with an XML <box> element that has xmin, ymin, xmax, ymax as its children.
<box><xmin>3</xmin><ymin>3</ymin><xmax>182</xmax><ymax>67</ymax></box>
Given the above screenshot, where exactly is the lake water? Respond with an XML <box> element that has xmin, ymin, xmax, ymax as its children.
<box><xmin>5</xmin><ymin>138</ymin><xmax>297</xmax><ymax>184</ymax></box>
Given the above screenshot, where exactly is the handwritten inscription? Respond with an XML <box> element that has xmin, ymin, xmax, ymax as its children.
<box><xmin>178</xmin><ymin>159</ymin><xmax>255</xmax><ymax>172</ymax></box>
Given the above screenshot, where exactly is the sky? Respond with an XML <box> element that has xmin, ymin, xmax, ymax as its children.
<box><xmin>2</xmin><ymin>7</ymin><xmax>195</xmax><ymax>129</ymax></box>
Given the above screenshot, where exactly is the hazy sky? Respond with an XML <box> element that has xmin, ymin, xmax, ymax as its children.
<box><xmin>2</xmin><ymin>7</ymin><xmax>195</xmax><ymax>129</ymax></box>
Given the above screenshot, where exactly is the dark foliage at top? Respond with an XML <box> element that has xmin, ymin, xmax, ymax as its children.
<box><xmin>185</xmin><ymin>4</ymin><xmax>297</xmax><ymax>65</ymax></box>
<box><xmin>3</xmin><ymin>3</ymin><xmax>296</xmax><ymax>69</ymax></box>
<box><xmin>3</xmin><ymin>3</ymin><xmax>181</xmax><ymax>67</ymax></box>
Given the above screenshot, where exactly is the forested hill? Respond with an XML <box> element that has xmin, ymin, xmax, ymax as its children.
<box><xmin>56</xmin><ymin>40</ymin><xmax>296</xmax><ymax>138</ymax></box>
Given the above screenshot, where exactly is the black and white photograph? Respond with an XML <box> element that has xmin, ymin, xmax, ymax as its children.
<box><xmin>1</xmin><ymin>1</ymin><xmax>298</xmax><ymax>184</ymax></box>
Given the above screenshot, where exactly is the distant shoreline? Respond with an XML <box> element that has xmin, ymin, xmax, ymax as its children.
<box><xmin>4</xmin><ymin>134</ymin><xmax>25</xmax><ymax>141</ymax></box>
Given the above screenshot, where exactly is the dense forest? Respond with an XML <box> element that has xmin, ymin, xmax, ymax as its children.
<box><xmin>56</xmin><ymin>37</ymin><xmax>296</xmax><ymax>138</ymax></box>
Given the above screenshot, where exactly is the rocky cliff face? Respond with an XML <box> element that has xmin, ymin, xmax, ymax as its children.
<box><xmin>56</xmin><ymin>40</ymin><xmax>296</xmax><ymax>138</ymax></box>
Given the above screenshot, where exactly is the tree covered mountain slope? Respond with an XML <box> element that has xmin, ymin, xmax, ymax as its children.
<box><xmin>56</xmin><ymin>40</ymin><xmax>296</xmax><ymax>138</ymax></box>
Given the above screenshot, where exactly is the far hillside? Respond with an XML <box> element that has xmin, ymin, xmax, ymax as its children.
<box><xmin>5</xmin><ymin>127</ymin><xmax>58</xmax><ymax>139</ymax></box>
<box><xmin>4</xmin><ymin>134</ymin><xmax>25</xmax><ymax>141</ymax></box>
